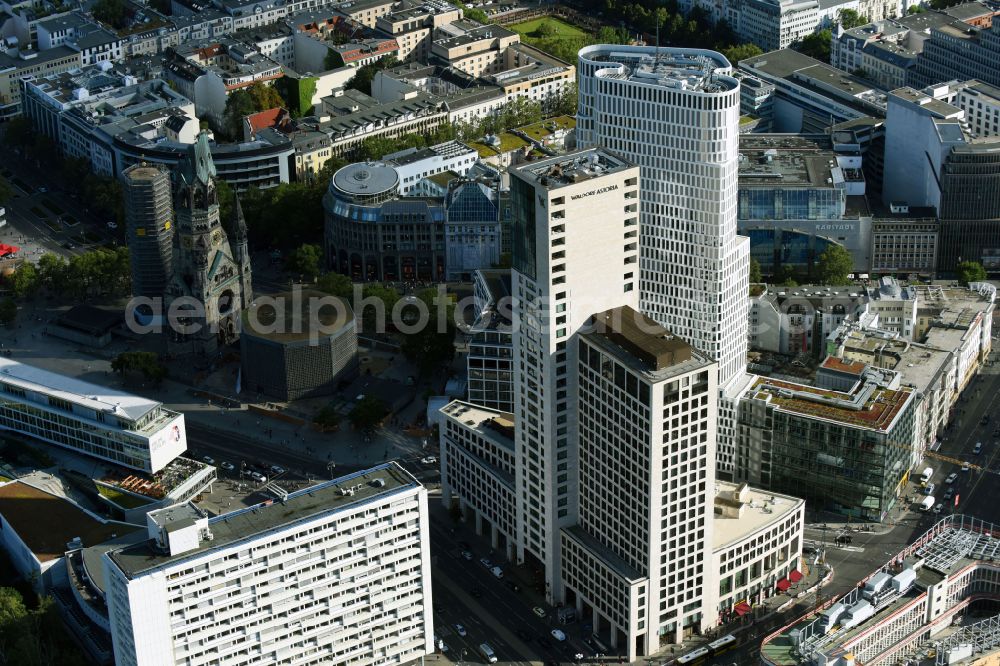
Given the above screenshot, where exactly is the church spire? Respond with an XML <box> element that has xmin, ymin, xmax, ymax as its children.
<box><xmin>178</xmin><ymin>131</ymin><xmax>217</xmax><ymax>188</ymax></box>
<box><xmin>233</xmin><ymin>192</ymin><xmax>248</xmax><ymax>244</ymax></box>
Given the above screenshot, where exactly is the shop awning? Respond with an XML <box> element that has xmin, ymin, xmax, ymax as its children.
<box><xmin>0</xmin><ymin>244</ymin><xmax>19</xmax><ymax>257</ymax></box>
<box><xmin>734</xmin><ymin>601</ymin><xmax>752</xmax><ymax>616</ymax></box>
<box><xmin>789</xmin><ymin>569</ymin><xmax>803</xmax><ymax>583</ymax></box>
<box><xmin>776</xmin><ymin>578</ymin><xmax>791</xmax><ymax>591</ymax></box>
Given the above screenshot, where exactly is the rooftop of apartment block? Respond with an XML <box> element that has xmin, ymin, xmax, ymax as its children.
<box><xmin>837</xmin><ymin>330</ymin><xmax>954</xmax><ymax>392</ymax></box>
<box><xmin>440</xmin><ymin>400</ymin><xmax>515</xmax><ymax>451</ymax></box>
<box><xmin>582</xmin><ymin>45</ymin><xmax>736</xmax><ymax>93</ymax></box>
<box><xmin>738</xmin><ymin>134</ymin><xmax>861</xmax><ymax>188</ymax></box>
<box><xmin>107</xmin><ymin>463</ymin><xmax>419</xmax><ymax>577</ymax></box>
<box><xmin>741</xmin><ymin>50</ymin><xmax>887</xmax><ymax>112</ymax></box>
<box><xmin>748</xmin><ymin>373</ymin><xmax>912</xmax><ymax>431</ymax></box>
<box><xmin>0</xmin><ymin>45</ymin><xmax>80</xmax><ymax>72</ymax></box>
<box><xmin>0</xmin><ymin>481</ymin><xmax>140</xmax><ymax>563</ymax></box>
<box><xmin>754</xmin><ymin>283</ymin><xmax>869</xmax><ymax>309</ymax></box>
<box><xmin>713</xmin><ymin>482</ymin><xmax>804</xmax><ymax>552</ymax></box>
<box><xmin>434</xmin><ymin>23</ymin><xmax>517</xmax><ymax>50</ymax></box>
<box><xmin>913</xmin><ymin>283</ymin><xmax>996</xmax><ymax>320</ymax></box>
<box><xmin>585</xmin><ymin>306</ymin><xmax>715</xmax><ymax>381</ymax></box>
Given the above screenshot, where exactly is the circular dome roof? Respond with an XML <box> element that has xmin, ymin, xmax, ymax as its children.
<box><xmin>332</xmin><ymin>161</ymin><xmax>399</xmax><ymax>198</ymax></box>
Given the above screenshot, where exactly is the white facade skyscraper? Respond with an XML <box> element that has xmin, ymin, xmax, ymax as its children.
<box><xmin>509</xmin><ymin>149</ymin><xmax>641</xmax><ymax>601</ymax></box>
<box><xmin>567</xmin><ymin>307</ymin><xmax>718</xmax><ymax>655</ymax></box>
<box><xmin>577</xmin><ymin>45</ymin><xmax>750</xmax><ymax>390</ymax></box>
<box><xmin>577</xmin><ymin>45</ymin><xmax>752</xmax><ymax>478</ymax></box>
<box><xmin>103</xmin><ymin>463</ymin><xmax>433</xmax><ymax>666</ymax></box>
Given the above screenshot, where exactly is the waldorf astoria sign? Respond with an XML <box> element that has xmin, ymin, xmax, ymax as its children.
<box><xmin>570</xmin><ymin>184</ymin><xmax>618</xmax><ymax>201</ymax></box>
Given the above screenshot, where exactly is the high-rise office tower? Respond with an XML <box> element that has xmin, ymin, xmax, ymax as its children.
<box><xmin>123</xmin><ymin>163</ymin><xmax>174</xmax><ymax>300</ymax></box>
<box><xmin>568</xmin><ymin>307</ymin><xmax>718</xmax><ymax>655</ymax></box>
<box><xmin>577</xmin><ymin>45</ymin><xmax>749</xmax><ymax>389</ymax></box>
<box><xmin>104</xmin><ymin>463</ymin><xmax>433</xmax><ymax>666</ymax></box>
<box><xmin>509</xmin><ymin>149</ymin><xmax>641</xmax><ymax>601</ymax></box>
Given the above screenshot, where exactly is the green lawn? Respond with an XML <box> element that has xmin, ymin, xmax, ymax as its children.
<box><xmin>518</xmin><ymin>115</ymin><xmax>577</xmax><ymax>142</ymax></box>
<box><xmin>508</xmin><ymin>16</ymin><xmax>590</xmax><ymax>41</ymax></box>
<box><xmin>469</xmin><ymin>132</ymin><xmax>530</xmax><ymax>157</ymax></box>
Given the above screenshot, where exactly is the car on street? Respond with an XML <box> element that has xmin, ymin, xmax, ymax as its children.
<box><xmin>532</xmin><ymin>606</ymin><xmax>546</xmax><ymax>618</ymax></box>
<box><xmin>220</xmin><ymin>461</ymin><xmax>235</xmax><ymax>471</ymax></box>
<box><xmin>38</xmin><ymin>187</ymin><xmax>47</xmax><ymax>193</ymax></box>
<box><xmin>202</xmin><ymin>455</ymin><xmax>215</xmax><ymax>465</ymax></box>
<box><xmin>420</xmin><ymin>456</ymin><xmax>437</xmax><ymax>465</ymax></box>
<box><xmin>962</xmin><ymin>464</ymin><xmax>970</xmax><ymax>472</ymax></box>
<box><xmin>975</xmin><ymin>442</ymin><xmax>983</xmax><ymax>454</ymax></box>
<box><xmin>462</xmin><ymin>550</ymin><xmax>473</xmax><ymax>560</ymax></box>
<box><xmin>490</xmin><ymin>566</ymin><xmax>503</xmax><ymax>579</ymax></box>
<box><xmin>107</xmin><ymin>221</ymin><xmax>117</xmax><ymax>229</ymax></box>
<box><xmin>269</xmin><ymin>464</ymin><xmax>286</xmax><ymax>475</ymax></box>
<box><xmin>250</xmin><ymin>471</ymin><xmax>267</xmax><ymax>483</ymax></box>
<box><xmin>943</xmin><ymin>488</ymin><xmax>954</xmax><ymax>501</ymax></box>
<box><xmin>505</xmin><ymin>580</ymin><xmax>521</xmax><ymax>592</ymax></box>
<box><xmin>945</xmin><ymin>472</ymin><xmax>958</xmax><ymax>484</ymax></box>
<box><xmin>62</xmin><ymin>242</ymin><xmax>76</xmax><ymax>249</ymax></box>
<box><xmin>551</xmin><ymin>629</ymin><xmax>566</xmax><ymax>642</ymax></box>
<box><xmin>454</xmin><ymin>624</ymin><xmax>467</xmax><ymax>637</ymax></box>
<box><xmin>479</xmin><ymin>557</ymin><xmax>492</xmax><ymax>568</ymax></box>
<box><xmin>933</xmin><ymin>503</ymin><xmax>944</xmax><ymax>514</ymax></box>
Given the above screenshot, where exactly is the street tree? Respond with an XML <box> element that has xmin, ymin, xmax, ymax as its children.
<box><xmin>837</xmin><ymin>8</ymin><xmax>868</xmax><ymax>28</ymax></box>
<box><xmin>286</xmin><ymin>243</ymin><xmax>323</xmax><ymax>281</ymax></box>
<box><xmin>815</xmin><ymin>245</ymin><xmax>854</xmax><ymax>285</ymax></box>
<box><xmin>348</xmin><ymin>395</ymin><xmax>388</xmax><ymax>430</ymax></box>
<box><xmin>316</xmin><ymin>272</ymin><xmax>354</xmax><ymax>299</ymax></box>
<box><xmin>9</xmin><ymin>262</ymin><xmax>39</xmax><ymax>298</ymax></box>
<box><xmin>956</xmin><ymin>260</ymin><xmax>987</xmax><ymax>286</ymax></box>
<box><xmin>797</xmin><ymin>30</ymin><xmax>832</xmax><ymax>61</ymax></box>
<box><xmin>722</xmin><ymin>43</ymin><xmax>763</xmax><ymax>64</ymax></box>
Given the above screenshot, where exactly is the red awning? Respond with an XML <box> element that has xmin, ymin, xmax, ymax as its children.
<box><xmin>0</xmin><ymin>244</ymin><xmax>19</xmax><ymax>257</ymax></box>
<box><xmin>734</xmin><ymin>601</ymin><xmax>752</xmax><ymax>616</ymax></box>
<box><xmin>789</xmin><ymin>569</ymin><xmax>803</xmax><ymax>583</ymax></box>
<box><xmin>776</xmin><ymin>578</ymin><xmax>791</xmax><ymax>591</ymax></box>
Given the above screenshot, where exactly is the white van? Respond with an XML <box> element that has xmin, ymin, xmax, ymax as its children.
<box><xmin>920</xmin><ymin>467</ymin><xmax>934</xmax><ymax>484</ymax></box>
<box><xmin>478</xmin><ymin>643</ymin><xmax>497</xmax><ymax>663</ymax></box>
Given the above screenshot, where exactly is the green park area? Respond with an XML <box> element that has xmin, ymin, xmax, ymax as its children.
<box><xmin>508</xmin><ymin>16</ymin><xmax>591</xmax><ymax>41</ymax></box>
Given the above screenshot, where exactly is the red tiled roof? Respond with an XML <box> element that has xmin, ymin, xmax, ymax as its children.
<box><xmin>245</xmin><ymin>107</ymin><xmax>292</xmax><ymax>135</ymax></box>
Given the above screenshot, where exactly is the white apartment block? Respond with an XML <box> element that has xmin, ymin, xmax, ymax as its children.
<box><xmin>103</xmin><ymin>463</ymin><xmax>433</xmax><ymax>666</ymax></box>
<box><xmin>577</xmin><ymin>45</ymin><xmax>749</xmax><ymax>391</ymax></box>
<box><xmin>711</xmin><ymin>482</ymin><xmax>805</xmax><ymax>617</ymax></box>
<box><xmin>565</xmin><ymin>308</ymin><xmax>718</xmax><ymax>657</ymax></box>
<box><xmin>509</xmin><ymin>149</ymin><xmax>640</xmax><ymax>602</ymax></box>
<box><xmin>866</xmin><ymin>277</ymin><xmax>918</xmax><ymax>340</ymax></box>
<box><xmin>930</xmin><ymin>78</ymin><xmax>1000</xmax><ymax>137</ymax></box>
<box><xmin>0</xmin><ymin>357</ymin><xmax>186</xmax><ymax>474</ymax></box>
<box><xmin>738</xmin><ymin>0</ymin><xmax>820</xmax><ymax>52</ymax></box>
